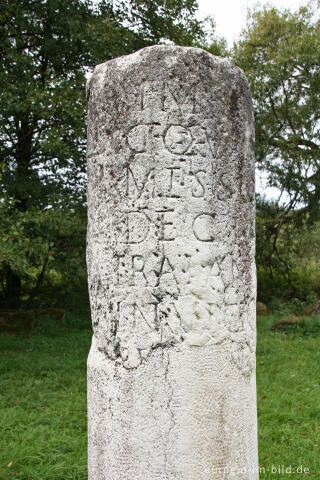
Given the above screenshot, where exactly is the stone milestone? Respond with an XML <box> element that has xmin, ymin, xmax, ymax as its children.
<box><xmin>86</xmin><ymin>45</ymin><xmax>258</xmax><ymax>480</ymax></box>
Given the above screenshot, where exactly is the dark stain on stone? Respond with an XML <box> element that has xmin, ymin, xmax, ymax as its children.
<box><xmin>229</xmin><ymin>87</ymin><xmax>243</xmax><ymax>139</ymax></box>
<box><xmin>230</xmin><ymin>89</ymin><xmax>239</xmax><ymax>117</ymax></box>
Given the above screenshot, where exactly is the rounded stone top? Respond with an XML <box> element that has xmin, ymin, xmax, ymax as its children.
<box><xmin>99</xmin><ymin>44</ymin><xmax>231</xmax><ymax>69</ymax></box>
<box><xmin>87</xmin><ymin>45</ymin><xmax>249</xmax><ymax>102</ymax></box>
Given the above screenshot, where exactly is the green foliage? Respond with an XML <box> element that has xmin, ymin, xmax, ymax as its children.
<box><xmin>0</xmin><ymin>308</ymin><xmax>65</xmax><ymax>334</ymax></box>
<box><xmin>268</xmin><ymin>293</ymin><xmax>320</xmax><ymax>316</ymax></box>
<box><xmin>274</xmin><ymin>315</ymin><xmax>320</xmax><ymax>337</ymax></box>
<box><xmin>234</xmin><ymin>3</ymin><xmax>320</xmax><ymax>217</ymax></box>
<box><xmin>1</xmin><ymin>0</ymin><xmax>95</xmax><ymax>209</ymax></box>
<box><xmin>234</xmin><ymin>3</ymin><xmax>320</xmax><ymax>299</ymax></box>
<box><xmin>0</xmin><ymin>200</ymin><xmax>87</xmax><ymax>308</ymax></box>
<box><xmin>196</xmin><ymin>16</ymin><xmax>229</xmax><ymax>56</ymax></box>
<box><xmin>256</xmin><ymin>197</ymin><xmax>320</xmax><ymax>302</ymax></box>
<box><xmin>116</xmin><ymin>0</ymin><xmax>206</xmax><ymax>46</ymax></box>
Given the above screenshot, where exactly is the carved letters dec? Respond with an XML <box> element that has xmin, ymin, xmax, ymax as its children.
<box><xmin>91</xmin><ymin>81</ymin><xmax>255</xmax><ymax>370</ymax></box>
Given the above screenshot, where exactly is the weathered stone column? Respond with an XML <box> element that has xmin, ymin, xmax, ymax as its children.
<box><xmin>86</xmin><ymin>46</ymin><xmax>258</xmax><ymax>480</ymax></box>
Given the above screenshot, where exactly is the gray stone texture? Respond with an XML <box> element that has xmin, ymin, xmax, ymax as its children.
<box><xmin>86</xmin><ymin>45</ymin><xmax>258</xmax><ymax>480</ymax></box>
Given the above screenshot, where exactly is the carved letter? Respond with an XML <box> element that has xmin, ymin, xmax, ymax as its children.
<box><xmin>192</xmin><ymin>213</ymin><xmax>216</xmax><ymax>242</ymax></box>
<box><xmin>192</xmin><ymin>170</ymin><xmax>206</xmax><ymax>197</ymax></box>
<box><xmin>155</xmin><ymin>256</ymin><xmax>178</xmax><ymax>286</ymax></box>
<box><xmin>164</xmin><ymin>126</ymin><xmax>192</xmax><ymax>154</ymax></box>
<box><xmin>130</xmin><ymin>255</ymin><xmax>148</xmax><ymax>286</ymax></box>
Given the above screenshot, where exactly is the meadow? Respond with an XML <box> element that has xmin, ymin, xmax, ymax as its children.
<box><xmin>0</xmin><ymin>313</ymin><xmax>319</xmax><ymax>480</ymax></box>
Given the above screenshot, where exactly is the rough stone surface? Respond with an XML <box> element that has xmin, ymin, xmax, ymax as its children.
<box><xmin>87</xmin><ymin>45</ymin><xmax>258</xmax><ymax>480</ymax></box>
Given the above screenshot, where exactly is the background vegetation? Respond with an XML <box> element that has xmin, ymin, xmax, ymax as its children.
<box><xmin>0</xmin><ymin>0</ymin><xmax>319</xmax><ymax>478</ymax></box>
<box><xmin>234</xmin><ymin>4</ymin><xmax>320</xmax><ymax>304</ymax></box>
<box><xmin>1</xmin><ymin>0</ymin><xmax>319</xmax><ymax>314</ymax></box>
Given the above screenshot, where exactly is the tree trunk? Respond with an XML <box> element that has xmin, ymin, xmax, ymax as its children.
<box><xmin>4</xmin><ymin>265</ymin><xmax>21</xmax><ymax>308</ymax></box>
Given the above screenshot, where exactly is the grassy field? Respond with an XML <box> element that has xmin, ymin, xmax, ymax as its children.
<box><xmin>0</xmin><ymin>313</ymin><xmax>319</xmax><ymax>479</ymax></box>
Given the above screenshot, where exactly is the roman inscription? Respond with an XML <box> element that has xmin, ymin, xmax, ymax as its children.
<box><xmin>87</xmin><ymin>46</ymin><xmax>258</xmax><ymax>480</ymax></box>
<box><xmin>164</xmin><ymin>126</ymin><xmax>192</xmax><ymax>154</ymax></box>
<box><xmin>126</xmin><ymin>165</ymin><xmax>155</xmax><ymax>198</ymax></box>
<box><xmin>130</xmin><ymin>255</ymin><xmax>148</xmax><ymax>286</ymax></box>
<box><xmin>87</xmin><ymin>71</ymin><xmax>256</xmax><ymax>364</ymax></box>
<box><xmin>192</xmin><ymin>213</ymin><xmax>216</xmax><ymax>242</ymax></box>
<box><xmin>192</xmin><ymin>170</ymin><xmax>206</xmax><ymax>197</ymax></box>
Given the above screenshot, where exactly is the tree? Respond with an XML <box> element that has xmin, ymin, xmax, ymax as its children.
<box><xmin>0</xmin><ymin>0</ymin><xmax>215</xmax><ymax>308</ymax></box>
<box><xmin>233</xmin><ymin>3</ymin><xmax>320</xmax><ymax>296</ymax></box>
<box><xmin>0</xmin><ymin>200</ymin><xmax>87</xmax><ymax>309</ymax></box>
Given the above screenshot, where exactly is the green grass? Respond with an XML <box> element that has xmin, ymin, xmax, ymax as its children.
<box><xmin>0</xmin><ymin>313</ymin><xmax>319</xmax><ymax>479</ymax></box>
<box><xmin>256</xmin><ymin>315</ymin><xmax>320</xmax><ymax>479</ymax></box>
<box><xmin>0</xmin><ymin>315</ymin><xmax>91</xmax><ymax>480</ymax></box>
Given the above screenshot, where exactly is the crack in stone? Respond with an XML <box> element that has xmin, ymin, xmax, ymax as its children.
<box><xmin>163</xmin><ymin>349</ymin><xmax>175</xmax><ymax>479</ymax></box>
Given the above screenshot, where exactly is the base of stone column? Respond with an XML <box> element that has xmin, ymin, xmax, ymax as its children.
<box><xmin>88</xmin><ymin>335</ymin><xmax>258</xmax><ymax>480</ymax></box>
